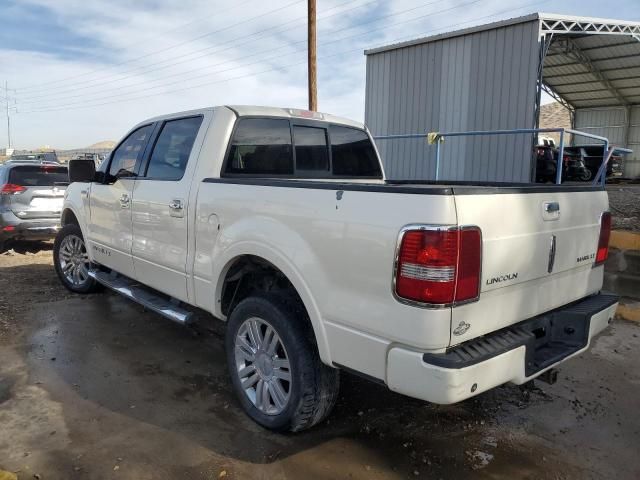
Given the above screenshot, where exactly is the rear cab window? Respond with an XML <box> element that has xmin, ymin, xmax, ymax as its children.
<box><xmin>330</xmin><ymin>125</ymin><xmax>381</xmax><ymax>177</ymax></box>
<box><xmin>8</xmin><ymin>165</ymin><xmax>68</xmax><ymax>186</ymax></box>
<box><xmin>223</xmin><ymin>117</ymin><xmax>382</xmax><ymax>179</ymax></box>
<box><xmin>226</xmin><ymin>118</ymin><xmax>293</xmax><ymax>175</ymax></box>
<box><xmin>293</xmin><ymin>126</ymin><xmax>330</xmax><ymax>175</ymax></box>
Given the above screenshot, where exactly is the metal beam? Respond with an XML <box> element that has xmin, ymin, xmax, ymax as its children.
<box><xmin>551</xmin><ymin>37</ymin><xmax>631</xmax><ymax>106</ymax></box>
<box><xmin>544</xmin><ymin>52</ymin><xmax>640</xmax><ymax>68</ymax></box>
<box><xmin>540</xmin><ymin>18</ymin><xmax>640</xmax><ymax>39</ymax></box>
<box><xmin>543</xmin><ymin>64</ymin><xmax>640</xmax><ymax>79</ymax></box>
<box><xmin>541</xmin><ymin>83</ymin><xmax>575</xmax><ymax>112</ymax></box>
<box><xmin>549</xmin><ymin>75</ymin><xmax>640</xmax><ymax>87</ymax></box>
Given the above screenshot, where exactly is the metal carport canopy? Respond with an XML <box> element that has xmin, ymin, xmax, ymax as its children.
<box><xmin>539</xmin><ymin>13</ymin><xmax>640</xmax><ymax>109</ymax></box>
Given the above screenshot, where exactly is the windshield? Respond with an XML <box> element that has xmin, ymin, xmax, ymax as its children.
<box><xmin>8</xmin><ymin>165</ymin><xmax>69</xmax><ymax>186</ymax></box>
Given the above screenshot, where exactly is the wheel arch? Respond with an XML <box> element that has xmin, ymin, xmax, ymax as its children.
<box><xmin>61</xmin><ymin>208</ymin><xmax>79</xmax><ymax>226</ymax></box>
<box><xmin>60</xmin><ymin>206</ymin><xmax>92</xmax><ymax>259</ymax></box>
<box><xmin>214</xmin><ymin>245</ymin><xmax>331</xmax><ymax>365</ymax></box>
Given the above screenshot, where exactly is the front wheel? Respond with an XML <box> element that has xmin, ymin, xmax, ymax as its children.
<box><xmin>53</xmin><ymin>224</ymin><xmax>100</xmax><ymax>293</ymax></box>
<box><xmin>225</xmin><ymin>294</ymin><xmax>339</xmax><ymax>432</ymax></box>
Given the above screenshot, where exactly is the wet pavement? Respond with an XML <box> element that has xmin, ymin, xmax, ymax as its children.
<box><xmin>1</xmin><ymin>248</ymin><xmax>639</xmax><ymax>479</ymax></box>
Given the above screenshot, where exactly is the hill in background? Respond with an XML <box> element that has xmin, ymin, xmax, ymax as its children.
<box><xmin>86</xmin><ymin>141</ymin><xmax>116</xmax><ymax>149</ymax></box>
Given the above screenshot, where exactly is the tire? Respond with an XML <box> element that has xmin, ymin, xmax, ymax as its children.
<box><xmin>225</xmin><ymin>294</ymin><xmax>339</xmax><ymax>432</ymax></box>
<box><xmin>53</xmin><ymin>224</ymin><xmax>100</xmax><ymax>294</ymax></box>
<box><xmin>579</xmin><ymin>169</ymin><xmax>593</xmax><ymax>182</ymax></box>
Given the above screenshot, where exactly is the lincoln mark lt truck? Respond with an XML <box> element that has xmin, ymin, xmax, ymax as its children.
<box><xmin>55</xmin><ymin>106</ymin><xmax>618</xmax><ymax>432</ymax></box>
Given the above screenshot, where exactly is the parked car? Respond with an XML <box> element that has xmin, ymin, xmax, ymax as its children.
<box><xmin>7</xmin><ymin>151</ymin><xmax>60</xmax><ymax>165</ymax></box>
<box><xmin>0</xmin><ymin>162</ymin><xmax>68</xmax><ymax>251</ymax></box>
<box><xmin>563</xmin><ymin>145</ymin><xmax>624</xmax><ymax>180</ymax></box>
<box><xmin>55</xmin><ymin>106</ymin><xmax>618</xmax><ymax>432</ymax></box>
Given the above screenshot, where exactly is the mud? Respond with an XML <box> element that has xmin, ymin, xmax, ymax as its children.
<box><xmin>1</xmin><ymin>245</ymin><xmax>639</xmax><ymax>479</ymax></box>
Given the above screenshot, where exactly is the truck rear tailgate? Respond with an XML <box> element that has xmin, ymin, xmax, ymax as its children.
<box><xmin>450</xmin><ymin>186</ymin><xmax>609</xmax><ymax>345</ymax></box>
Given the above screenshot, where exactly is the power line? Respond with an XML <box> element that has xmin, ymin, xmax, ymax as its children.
<box><xmin>19</xmin><ymin>0</ymin><xmax>530</xmax><ymax>114</ymax></box>
<box><xmin>15</xmin><ymin>0</ymin><xmax>305</xmax><ymax>94</ymax></box>
<box><xmin>19</xmin><ymin>0</ymin><xmax>550</xmax><ymax>115</ymax></box>
<box><xmin>15</xmin><ymin>0</ymin><xmax>369</xmax><ymax>102</ymax></box>
<box><xmin>17</xmin><ymin>0</ymin><xmax>462</xmax><ymax>108</ymax></box>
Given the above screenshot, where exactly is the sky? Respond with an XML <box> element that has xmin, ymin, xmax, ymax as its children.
<box><xmin>0</xmin><ymin>0</ymin><xmax>638</xmax><ymax>149</ymax></box>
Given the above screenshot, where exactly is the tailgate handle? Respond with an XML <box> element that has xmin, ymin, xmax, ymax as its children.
<box><xmin>545</xmin><ymin>202</ymin><xmax>560</xmax><ymax>213</ymax></box>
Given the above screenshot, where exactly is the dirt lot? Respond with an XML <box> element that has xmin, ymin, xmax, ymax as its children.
<box><xmin>607</xmin><ymin>184</ymin><xmax>640</xmax><ymax>232</ymax></box>
<box><xmin>1</xmin><ymin>246</ymin><xmax>640</xmax><ymax>480</ymax></box>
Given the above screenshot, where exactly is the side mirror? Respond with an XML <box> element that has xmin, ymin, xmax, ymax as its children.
<box><xmin>68</xmin><ymin>158</ymin><xmax>96</xmax><ymax>183</ymax></box>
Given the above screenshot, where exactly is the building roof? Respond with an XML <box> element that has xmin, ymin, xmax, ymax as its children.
<box><xmin>364</xmin><ymin>13</ymin><xmax>640</xmax><ymax>56</ymax></box>
<box><xmin>364</xmin><ymin>12</ymin><xmax>640</xmax><ymax>108</ymax></box>
<box><xmin>543</xmin><ymin>31</ymin><xmax>640</xmax><ymax>108</ymax></box>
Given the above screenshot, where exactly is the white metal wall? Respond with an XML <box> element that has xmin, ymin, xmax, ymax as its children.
<box><xmin>574</xmin><ymin>106</ymin><xmax>640</xmax><ymax>178</ymax></box>
<box><xmin>365</xmin><ymin>20</ymin><xmax>541</xmax><ymax>182</ymax></box>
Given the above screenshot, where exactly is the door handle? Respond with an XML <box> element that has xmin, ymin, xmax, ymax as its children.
<box><xmin>169</xmin><ymin>199</ymin><xmax>184</xmax><ymax>218</ymax></box>
<box><xmin>545</xmin><ymin>202</ymin><xmax>560</xmax><ymax>213</ymax></box>
<box><xmin>119</xmin><ymin>193</ymin><xmax>130</xmax><ymax>209</ymax></box>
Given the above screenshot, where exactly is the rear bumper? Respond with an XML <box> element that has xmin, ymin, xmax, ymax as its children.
<box><xmin>386</xmin><ymin>293</ymin><xmax>618</xmax><ymax>404</ymax></box>
<box><xmin>0</xmin><ymin>210</ymin><xmax>61</xmax><ymax>242</ymax></box>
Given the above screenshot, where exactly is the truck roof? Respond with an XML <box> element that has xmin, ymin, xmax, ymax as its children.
<box><xmin>226</xmin><ymin>105</ymin><xmax>365</xmax><ymax>130</ymax></box>
<box><xmin>138</xmin><ymin>105</ymin><xmax>365</xmax><ymax>131</ymax></box>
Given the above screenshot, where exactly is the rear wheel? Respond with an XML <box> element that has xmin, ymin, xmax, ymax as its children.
<box><xmin>579</xmin><ymin>168</ymin><xmax>593</xmax><ymax>181</ymax></box>
<box><xmin>225</xmin><ymin>294</ymin><xmax>339</xmax><ymax>432</ymax></box>
<box><xmin>53</xmin><ymin>224</ymin><xmax>100</xmax><ymax>293</ymax></box>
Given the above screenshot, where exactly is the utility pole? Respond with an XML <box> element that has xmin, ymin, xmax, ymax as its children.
<box><xmin>4</xmin><ymin>81</ymin><xmax>11</xmax><ymax>149</ymax></box>
<box><xmin>307</xmin><ymin>0</ymin><xmax>317</xmax><ymax>111</ymax></box>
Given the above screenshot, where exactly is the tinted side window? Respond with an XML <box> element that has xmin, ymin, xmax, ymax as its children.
<box><xmin>293</xmin><ymin>126</ymin><xmax>329</xmax><ymax>173</ymax></box>
<box><xmin>330</xmin><ymin>126</ymin><xmax>382</xmax><ymax>178</ymax></box>
<box><xmin>109</xmin><ymin>125</ymin><xmax>153</xmax><ymax>178</ymax></box>
<box><xmin>145</xmin><ymin>117</ymin><xmax>203</xmax><ymax>180</ymax></box>
<box><xmin>226</xmin><ymin>119</ymin><xmax>293</xmax><ymax>175</ymax></box>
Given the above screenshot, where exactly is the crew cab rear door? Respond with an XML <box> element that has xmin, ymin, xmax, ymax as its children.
<box><xmin>450</xmin><ymin>187</ymin><xmax>609</xmax><ymax>344</ymax></box>
<box><xmin>130</xmin><ymin>115</ymin><xmax>205</xmax><ymax>303</ymax></box>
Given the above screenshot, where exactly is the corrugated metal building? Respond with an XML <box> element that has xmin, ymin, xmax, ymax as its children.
<box><xmin>364</xmin><ymin>13</ymin><xmax>640</xmax><ymax>181</ymax></box>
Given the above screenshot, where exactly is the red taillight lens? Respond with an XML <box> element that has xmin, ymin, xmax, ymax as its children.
<box><xmin>0</xmin><ymin>184</ymin><xmax>26</xmax><ymax>195</ymax></box>
<box><xmin>395</xmin><ymin>226</ymin><xmax>482</xmax><ymax>305</ymax></box>
<box><xmin>456</xmin><ymin>228</ymin><xmax>482</xmax><ymax>302</ymax></box>
<box><xmin>595</xmin><ymin>212</ymin><xmax>611</xmax><ymax>265</ymax></box>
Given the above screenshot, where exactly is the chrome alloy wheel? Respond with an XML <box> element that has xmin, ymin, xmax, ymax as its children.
<box><xmin>234</xmin><ymin>317</ymin><xmax>292</xmax><ymax>415</ymax></box>
<box><xmin>58</xmin><ymin>234</ymin><xmax>90</xmax><ymax>286</ymax></box>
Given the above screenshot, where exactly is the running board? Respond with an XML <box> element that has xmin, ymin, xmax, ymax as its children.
<box><xmin>88</xmin><ymin>270</ymin><xmax>193</xmax><ymax>324</ymax></box>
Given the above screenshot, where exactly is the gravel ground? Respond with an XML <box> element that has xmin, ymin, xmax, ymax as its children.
<box><xmin>607</xmin><ymin>184</ymin><xmax>640</xmax><ymax>232</ymax></box>
<box><xmin>0</xmin><ymin>245</ymin><xmax>639</xmax><ymax>479</ymax></box>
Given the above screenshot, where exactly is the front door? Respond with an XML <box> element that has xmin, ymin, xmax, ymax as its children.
<box><xmin>88</xmin><ymin>124</ymin><xmax>154</xmax><ymax>278</ymax></box>
<box><xmin>131</xmin><ymin>115</ymin><xmax>204</xmax><ymax>302</ymax></box>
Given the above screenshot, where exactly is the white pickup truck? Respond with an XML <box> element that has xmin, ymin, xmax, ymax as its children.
<box><xmin>55</xmin><ymin>105</ymin><xmax>618</xmax><ymax>432</ymax></box>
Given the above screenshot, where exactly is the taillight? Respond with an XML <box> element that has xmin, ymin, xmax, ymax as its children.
<box><xmin>394</xmin><ymin>226</ymin><xmax>482</xmax><ymax>305</ymax></box>
<box><xmin>595</xmin><ymin>212</ymin><xmax>611</xmax><ymax>265</ymax></box>
<box><xmin>0</xmin><ymin>184</ymin><xmax>26</xmax><ymax>195</ymax></box>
